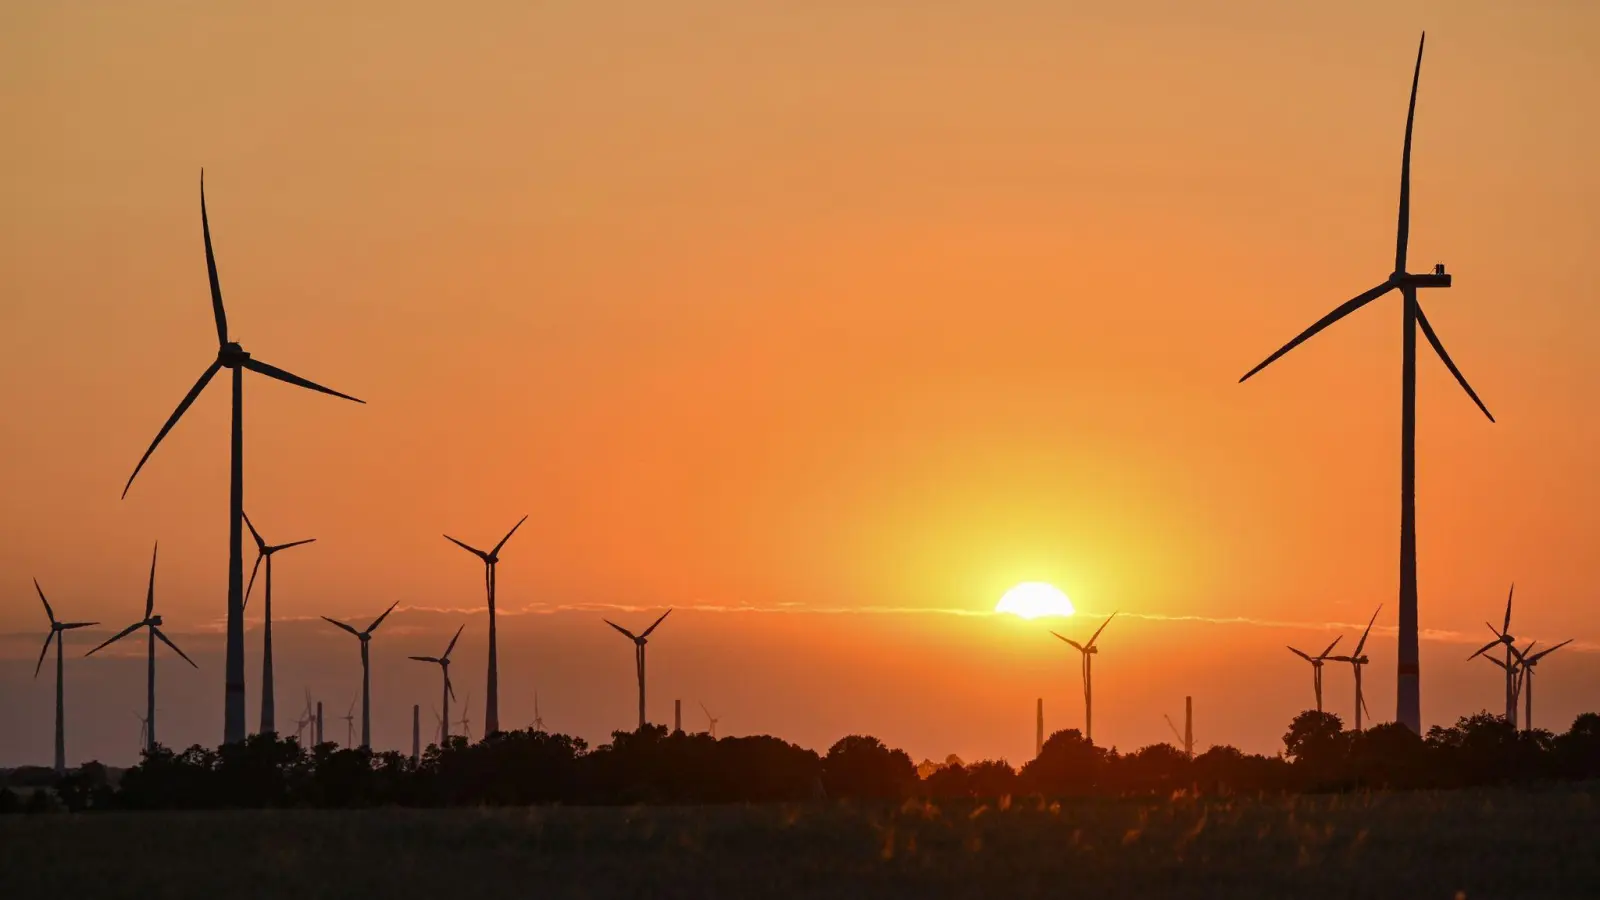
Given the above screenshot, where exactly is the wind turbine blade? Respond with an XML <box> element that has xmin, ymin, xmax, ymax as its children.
<box><xmin>1395</xmin><ymin>33</ymin><xmax>1425</xmax><ymax>272</ymax></box>
<box><xmin>244</xmin><ymin>551</ymin><xmax>265</xmax><ymax>611</ymax></box>
<box><xmin>33</xmin><ymin>633</ymin><xmax>53</xmax><ymax>678</ymax></box>
<box><xmin>446</xmin><ymin>674</ymin><xmax>455</xmax><ymax>702</ymax></box>
<box><xmin>1529</xmin><ymin>639</ymin><xmax>1574</xmax><ymax>663</ymax></box>
<box><xmin>408</xmin><ymin>656</ymin><xmax>440</xmax><ymax>663</ymax></box>
<box><xmin>1482</xmin><ymin>656</ymin><xmax>1507</xmax><ymax>671</ymax></box>
<box><xmin>122</xmin><ymin>361</ymin><xmax>222</xmax><ymax>498</ymax></box>
<box><xmin>1467</xmin><ymin>638</ymin><xmax>1501</xmax><ymax>660</ymax></box>
<box><xmin>366</xmin><ymin>601</ymin><xmax>398</xmax><ymax>634</ymax></box>
<box><xmin>1318</xmin><ymin>635</ymin><xmax>1342</xmax><ymax>659</ymax></box>
<box><xmin>1238</xmin><ymin>283</ymin><xmax>1395</xmax><ymax>383</ymax></box>
<box><xmin>443</xmin><ymin>624</ymin><xmax>465</xmax><ymax>659</ymax></box>
<box><xmin>1359</xmin><ymin>688</ymin><xmax>1370</xmax><ymax>720</ymax></box>
<box><xmin>60</xmin><ymin>621</ymin><xmax>98</xmax><ymax>630</ymax></box>
<box><xmin>145</xmin><ymin>542</ymin><xmax>158</xmax><ymax>620</ymax></box>
<box><xmin>34</xmin><ymin>579</ymin><xmax>56</xmax><ymax>624</ymax></box>
<box><xmin>275</xmin><ymin>538</ymin><xmax>317</xmax><ymax>552</ymax></box>
<box><xmin>700</xmin><ymin>701</ymin><xmax>711</xmax><ymax>716</ymax></box>
<box><xmin>1355</xmin><ymin>605</ymin><xmax>1383</xmax><ymax>656</ymax></box>
<box><xmin>1415</xmin><ymin>303</ymin><xmax>1495</xmax><ymax>423</ymax></box>
<box><xmin>443</xmin><ymin>535</ymin><xmax>490</xmax><ymax>561</ymax></box>
<box><xmin>1512</xmin><ymin>641</ymin><xmax>1534</xmax><ymax>665</ymax></box>
<box><xmin>201</xmin><ymin>171</ymin><xmax>229</xmax><ymax>345</ymax></box>
<box><xmin>242</xmin><ymin>511</ymin><xmax>266</xmax><ymax>551</ymax></box>
<box><xmin>1288</xmin><ymin>646</ymin><xmax>1312</xmax><ymax>662</ymax></box>
<box><xmin>242</xmin><ymin>358</ymin><xmax>364</xmax><ymax>404</ymax></box>
<box><xmin>322</xmin><ymin>617</ymin><xmax>361</xmax><ymax>638</ymax></box>
<box><xmin>605</xmin><ymin>620</ymin><xmax>639</xmax><ymax>641</ymax></box>
<box><xmin>1087</xmin><ymin>611</ymin><xmax>1117</xmax><ymax>648</ymax></box>
<box><xmin>87</xmin><ymin>622</ymin><xmax>144</xmax><ymax>656</ymax></box>
<box><xmin>491</xmin><ymin>515</ymin><xmax>528</xmax><ymax>556</ymax></box>
<box><xmin>641</xmin><ymin>608</ymin><xmax>673</xmax><ymax>639</ymax></box>
<box><xmin>1503</xmin><ymin>583</ymin><xmax>1514</xmax><ymax>633</ymax></box>
<box><xmin>153</xmin><ymin>627</ymin><xmax>199</xmax><ymax>668</ymax></box>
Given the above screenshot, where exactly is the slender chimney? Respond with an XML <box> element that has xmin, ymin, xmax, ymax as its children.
<box><xmin>1035</xmin><ymin>698</ymin><xmax>1044</xmax><ymax>758</ymax></box>
<box><xmin>316</xmin><ymin>701</ymin><xmax>324</xmax><ymax>746</ymax></box>
<box><xmin>412</xmin><ymin>704</ymin><xmax>421</xmax><ymax>764</ymax></box>
<box><xmin>1184</xmin><ymin>695</ymin><xmax>1194</xmax><ymax>759</ymax></box>
<box><xmin>674</xmin><ymin>699</ymin><xmax>682</xmax><ymax>733</ymax></box>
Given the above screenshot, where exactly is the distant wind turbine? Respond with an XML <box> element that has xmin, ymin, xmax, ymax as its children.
<box><xmin>1238</xmin><ymin>33</ymin><xmax>1494</xmax><ymax>735</ymax></box>
<box><xmin>32</xmin><ymin>580</ymin><xmax>97</xmax><ymax>774</ymax></box>
<box><xmin>1468</xmin><ymin>585</ymin><xmax>1522</xmax><ymax>726</ymax></box>
<box><xmin>532</xmin><ymin>691</ymin><xmax>546</xmax><ymax>733</ymax></box>
<box><xmin>340</xmin><ymin>698</ymin><xmax>357</xmax><ymax>748</ymax></box>
<box><xmin>604</xmin><ymin>610</ymin><xmax>672</xmax><ymax>730</ymax></box>
<box><xmin>457</xmin><ymin>690</ymin><xmax>474</xmax><ymax>742</ymax></box>
<box><xmin>443</xmin><ymin>515</ymin><xmax>527</xmax><ymax>737</ymax></box>
<box><xmin>700</xmin><ymin>701</ymin><xmax>719</xmax><ymax>739</ymax></box>
<box><xmin>1512</xmin><ymin>639</ymin><xmax>1572</xmax><ymax>733</ymax></box>
<box><xmin>1287</xmin><ymin>636</ymin><xmax>1343</xmax><ymax>714</ymax></box>
<box><xmin>242</xmin><ymin>512</ymin><xmax>315</xmax><ymax>736</ymax></box>
<box><xmin>136</xmin><ymin>712</ymin><xmax>149</xmax><ymax>756</ymax></box>
<box><xmin>322</xmin><ymin>601</ymin><xmax>397</xmax><ymax>749</ymax></box>
<box><xmin>1050</xmin><ymin>611</ymin><xmax>1116</xmax><ymax>744</ymax></box>
<box><xmin>1329</xmin><ymin>606</ymin><xmax>1383</xmax><ymax>730</ymax></box>
<box><xmin>409</xmin><ymin>624</ymin><xmax>465</xmax><ymax>744</ymax></box>
<box><xmin>86</xmin><ymin>543</ymin><xmax>198</xmax><ymax>753</ymax></box>
<box><xmin>120</xmin><ymin>173</ymin><xmax>364</xmax><ymax>746</ymax></box>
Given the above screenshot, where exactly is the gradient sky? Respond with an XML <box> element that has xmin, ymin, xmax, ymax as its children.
<box><xmin>2</xmin><ymin>1</ymin><xmax>1598</xmax><ymax>768</ymax></box>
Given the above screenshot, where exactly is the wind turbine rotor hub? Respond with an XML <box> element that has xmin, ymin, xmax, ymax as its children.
<box><xmin>147</xmin><ymin>615</ymin><xmax>163</xmax><ymax>627</ymax></box>
<box><xmin>218</xmin><ymin>343</ymin><xmax>250</xmax><ymax>368</ymax></box>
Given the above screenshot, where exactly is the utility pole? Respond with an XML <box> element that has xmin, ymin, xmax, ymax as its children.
<box><xmin>1035</xmin><ymin>698</ymin><xmax>1044</xmax><ymax>758</ymax></box>
<box><xmin>675</xmin><ymin>699</ymin><xmax>682</xmax><ymax>733</ymax></box>
<box><xmin>316</xmin><ymin>701</ymin><xmax>324</xmax><ymax>745</ymax></box>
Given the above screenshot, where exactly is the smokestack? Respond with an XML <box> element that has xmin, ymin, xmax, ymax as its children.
<box><xmin>674</xmin><ymin>699</ymin><xmax>682</xmax><ymax>733</ymax></box>
<box><xmin>316</xmin><ymin>702</ymin><xmax>324</xmax><ymax>745</ymax></box>
<box><xmin>1184</xmin><ymin>695</ymin><xmax>1193</xmax><ymax>759</ymax></box>
<box><xmin>412</xmin><ymin>704</ymin><xmax>421</xmax><ymax>764</ymax></box>
<box><xmin>1036</xmin><ymin>698</ymin><xmax>1044</xmax><ymax>758</ymax></box>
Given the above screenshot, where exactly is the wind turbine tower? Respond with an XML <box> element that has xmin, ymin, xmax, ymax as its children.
<box><xmin>316</xmin><ymin>701</ymin><xmax>324</xmax><ymax>745</ymax></box>
<box><xmin>120</xmin><ymin>173</ymin><xmax>364</xmax><ymax>745</ymax></box>
<box><xmin>322</xmin><ymin>601</ymin><xmax>398</xmax><ymax>749</ymax></box>
<box><xmin>675</xmin><ymin>699</ymin><xmax>682</xmax><ymax>733</ymax></box>
<box><xmin>1050</xmin><ymin>612</ymin><xmax>1116</xmax><ymax>744</ymax></box>
<box><xmin>242</xmin><ymin>512</ymin><xmax>315</xmax><ymax>735</ymax></box>
<box><xmin>604</xmin><ymin>610</ymin><xmax>673</xmax><ymax>729</ymax></box>
<box><xmin>1287</xmin><ymin>637</ymin><xmax>1343</xmax><ymax>713</ymax></box>
<box><xmin>1237</xmin><ymin>34</ymin><xmax>1494</xmax><ymax>734</ymax></box>
<box><xmin>443</xmin><ymin>515</ymin><xmax>527</xmax><ymax>737</ymax></box>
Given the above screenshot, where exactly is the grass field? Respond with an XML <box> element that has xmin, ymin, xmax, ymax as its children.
<box><xmin>3</xmin><ymin>788</ymin><xmax>1597</xmax><ymax>899</ymax></box>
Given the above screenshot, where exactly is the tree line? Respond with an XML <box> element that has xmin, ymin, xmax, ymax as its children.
<box><xmin>4</xmin><ymin>710</ymin><xmax>1599</xmax><ymax>813</ymax></box>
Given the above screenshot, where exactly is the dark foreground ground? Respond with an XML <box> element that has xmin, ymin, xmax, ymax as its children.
<box><xmin>3</xmin><ymin>788</ymin><xmax>1597</xmax><ymax>899</ymax></box>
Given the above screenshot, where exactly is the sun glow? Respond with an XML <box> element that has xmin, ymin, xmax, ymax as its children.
<box><xmin>996</xmin><ymin>582</ymin><xmax>1075</xmax><ymax>619</ymax></box>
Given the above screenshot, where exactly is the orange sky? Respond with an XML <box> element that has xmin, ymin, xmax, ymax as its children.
<box><xmin>2</xmin><ymin>1</ymin><xmax>1598</xmax><ymax>767</ymax></box>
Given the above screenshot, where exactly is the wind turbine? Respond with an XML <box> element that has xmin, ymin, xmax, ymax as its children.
<box><xmin>296</xmin><ymin>689</ymin><xmax>316</xmax><ymax>745</ymax></box>
<box><xmin>604</xmin><ymin>610</ymin><xmax>672</xmax><ymax>730</ymax></box>
<box><xmin>322</xmin><ymin>601</ymin><xmax>397</xmax><ymax>749</ymax></box>
<box><xmin>32</xmin><ymin>580</ymin><xmax>97</xmax><ymax>774</ymax></box>
<box><xmin>1328</xmin><ymin>606</ymin><xmax>1383</xmax><ymax>730</ymax></box>
<box><xmin>340</xmin><ymin>698</ymin><xmax>357</xmax><ymax>747</ymax></box>
<box><xmin>432</xmin><ymin>706</ymin><xmax>444</xmax><ymax>744</ymax></box>
<box><xmin>120</xmin><ymin>173</ymin><xmax>365</xmax><ymax>746</ymax></box>
<box><xmin>532</xmin><ymin>691</ymin><xmax>546</xmax><ymax>733</ymax></box>
<box><xmin>1468</xmin><ymin>584</ymin><xmax>1522</xmax><ymax>726</ymax></box>
<box><xmin>1512</xmin><ymin>639</ymin><xmax>1572</xmax><ymax>733</ymax></box>
<box><xmin>1237</xmin><ymin>33</ymin><xmax>1495</xmax><ymax>735</ymax></box>
<box><xmin>700</xmin><ymin>701</ymin><xmax>719</xmax><ymax>739</ymax></box>
<box><xmin>86</xmin><ymin>543</ymin><xmax>198</xmax><ymax>753</ymax></box>
<box><xmin>1049</xmin><ymin>611</ymin><xmax>1116</xmax><ymax>744</ymax></box>
<box><xmin>409</xmin><ymin>624</ymin><xmax>465</xmax><ymax>744</ymax></box>
<box><xmin>457</xmin><ymin>690</ymin><xmax>474</xmax><ymax>742</ymax></box>
<box><xmin>443</xmin><ymin>515</ymin><xmax>527</xmax><ymax>737</ymax></box>
<box><xmin>242</xmin><ymin>512</ymin><xmax>315</xmax><ymax>736</ymax></box>
<box><xmin>1287</xmin><ymin>637</ymin><xmax>1343</xmax><ymax>714</ymax></box>
<box><xmin>136</xmin><ymin>712</ymin><xmax>149</xmax><ymax>756</ymax></box>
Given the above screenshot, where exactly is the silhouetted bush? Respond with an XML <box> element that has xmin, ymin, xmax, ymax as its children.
<box><xmin>821</xmin><ymin>735</ymin><xmax>917</xmax><ymax>800</ymax></box>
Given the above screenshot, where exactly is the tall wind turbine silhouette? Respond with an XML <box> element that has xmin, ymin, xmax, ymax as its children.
<box><xmin>120</xmin><ymin>173</ymin><xmax>365</xmax><ymax>746</ymax></box>
<box><xmin>1287</xmin><ymin>637</ymin><xmax>1343</xmax><ymax>714</ymax></box>
<box><xmin>1512</xmin><ymin>639</ymin><xmax>1572</xmax><ymax>732</ymax></box>
<box><xmin>605</xmin><ymin>610</ymin><xmax>672</xmax><ymax>729</ymax></box>
<box><xmin>322</xmin><ymin>601</ymin><xmax>397</xmax><ymax>749</ymax></box>
<box><xmin>1467</xmin><ymin>584</ymin><xmax>1521</xmax><ymax>726</ymax></box>
<box><xmin>32</xmin><ymin>580</ymin><xmax>97</xmax><ymax>774</ymax></box>
<box><xmin>86</xmin><ymin>544</ymin><xmax>198</xmax><ymax>753</ymax></box>
<box><xmin>1329</xmin><ymin>607</ymin><xmax>1383</xmax><ymax>730</ymax></box>
<box><xmin>409</xmin><ymin>624</ymin><xmax>465</xmax><ymax>744</ymax></box>
<box><xmin>1238</xmin><ymin>34</ymin><xmax>1494</xmax><ymax>733</ymax></box>
<box><xmin>443</xmin><ymin>515</ymin><xmax>527</xmax><ymax>737</ymax></box>
<box><xmin>242</xmin><ymin>512</ymin><xmax>315</xmax><ymax>736</ymax></box>
<box><xmin>700</xmin><ymin>701</ymin><xmax>719</xmax><ymax>739</ymax></box>
<box><xmin>1050</xmin><ymin>612</ymin><xmax>1116</xmax><ymax>744</ymax></box>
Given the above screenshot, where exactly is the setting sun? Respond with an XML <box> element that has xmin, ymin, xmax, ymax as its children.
<box><xmin>996</xmin><ymin>582</ymin><xmax>1075</xmax><ymax>619</ymax></box>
